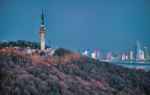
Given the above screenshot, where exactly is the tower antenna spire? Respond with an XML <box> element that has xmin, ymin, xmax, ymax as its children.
<box><xmin>41</xmin><ymin>8</ymin><xmax>44</xmax><ymax>26</ymax></box>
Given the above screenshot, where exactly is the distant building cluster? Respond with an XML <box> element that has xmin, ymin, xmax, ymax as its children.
<box><xmin>81</xmin><ymin>50</ymin><xmax>101</xmax><ymax>60</ymax></box>
<box><xmin>134</xmin><ymin>40</ymin><xmax>149</xmax><ymax>61</ymax></box>
<box><xmin>80</xmin><ymin>50</ymin><xmax>114</xmax><ymax>61</ymax></box>
<box><xmin>79</xmin><ymin>40</ymin><xmax>149</xmax><ymax>62</ymax></box>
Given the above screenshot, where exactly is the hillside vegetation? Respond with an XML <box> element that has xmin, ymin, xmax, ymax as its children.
<box><xmin>0</xmin><ymin>40</ymin><xmax>49</xmax><ymax>49</ymax></box>
<box><xmin>0</xmin><ymin>41</ymin><xmax>150</xmax><ymax>95</ymax></box>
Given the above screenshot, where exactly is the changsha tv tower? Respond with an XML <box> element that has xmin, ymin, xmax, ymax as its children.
<box><xmin>39</xmin><ymin>9</ymin><xmax>47</xmax><ymax>50</ymax></box>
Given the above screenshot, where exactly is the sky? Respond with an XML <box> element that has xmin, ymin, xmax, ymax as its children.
<box><xmin>0</xmin><ymin>0</ymin><xmax>150</xmax><ymax>52</ymax></box>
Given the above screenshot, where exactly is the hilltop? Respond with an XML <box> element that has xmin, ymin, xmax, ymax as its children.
<box><xmin>0</xmin><ymin>40</ymin><xmax>50</xmax><ymax>49</ymax></box>
<box><xmin>0</xmin><ymin>41</ymin><xmax>150</xmax><ymax>95</ymax></box>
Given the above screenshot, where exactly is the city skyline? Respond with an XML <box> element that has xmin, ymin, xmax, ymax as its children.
<box><xmin>0</xmin><ymin>0</ymin><xmax>150</xmax><ymax>51</ymax></box>
<box><xmin>80</xmin><ymin>40</ymin><xmax>149</xmax><ymax>61</ymax></box>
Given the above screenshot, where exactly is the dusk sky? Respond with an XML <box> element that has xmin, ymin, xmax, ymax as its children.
<box><xmin>0</xmin><ymin>0</ymin><xmax>150</xmax><ymax>52</ymax></box>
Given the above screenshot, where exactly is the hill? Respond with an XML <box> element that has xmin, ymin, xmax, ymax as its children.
<box><xmin>0</xmin><ymin>40</ymin><xmax>50</xmax><ymax>49</ymax></box>
<box><xmin>0</xmin><ymin>41</ymin><xmax>150</xmax><ymax>95</ymax></box>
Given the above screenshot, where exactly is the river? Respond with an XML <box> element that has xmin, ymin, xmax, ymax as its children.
<box><xmin>111</xmin><ymin>61</ymin><xmax>150</xmax><ymax>71</ymax></box>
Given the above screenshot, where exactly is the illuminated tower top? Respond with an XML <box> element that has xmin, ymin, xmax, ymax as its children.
<box><xmin>40</xmin><ymin>9</ymin><xmax>46</xmax><ymax>32</ymax></box>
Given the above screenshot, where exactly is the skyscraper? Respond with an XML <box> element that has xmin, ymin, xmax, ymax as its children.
<box><xmin>39</xmin><ymin>9</ymin><xmax>47</xmax><ymax>51</ymax></box>
<box><xmin>137</xmin><ymin>40</ymin><xmax>140</xmax><ymax>51</ymax></box>
<box><xmin>107</xmin><ymin>52</ymin><xmax>111</xmax><ymax>60</ymax></box>
<box><xmin>92</xmin><ymin>51</ymin><xmax>96</xmax><ymax>59</ymax></box>
<box><xmin>136</xmin><ymin>40</ymin><xmax>140</xmax><ymax>59</ymax></box>
<box><xmin>130</xmin><ymin>51</ymin><xmax>134</xmax><ymax>60</ymax></box>
<box><xmin>133</xmin><ymin>46</ymin><xmax>137</xmax><ymax>60</ymax></box>
<box><xmin>144</xmin><ymin>47</ymin><xmax>149</xmax><ymax>60</ymax></box>
<box><xmin>137</xmin><ymin>49</ymin><xmax>144</xmax><ymax>61</ymax></box>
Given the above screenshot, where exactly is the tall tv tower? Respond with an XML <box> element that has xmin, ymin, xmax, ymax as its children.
<box><xmin>39</xmin><ymin>9</ymin><xmax>47</xmax><ymax>50</ymax></box>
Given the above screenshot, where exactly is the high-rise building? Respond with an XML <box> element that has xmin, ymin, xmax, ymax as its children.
<box><xmin>83</xmin><ymin>50</ymin><xmax>88</xmax><ymax>57</ymax></box>
<box><xmin>137</xmin><ymin>40</ymin><xmax>140</xmax><ymax>51</ymax></box>
<box><xmin>87</xmin><ymin>50</ymin><xmax>92</xmax><ymax>58</ymax></box>
<box><xmin>137</xmin><ymin>49</ymin><xmax>144</xmax><ymax>61</ymax></box>
<box><xmin>136</xmin><ymin>40</ymin><xmax>140</xmax><ymax>59</ymax></box>
<box><xmin>39</xmin><ymin>9</ymin><xmax>47</xmax><ymax>51</ymax></box>
<box><xmin>130</xmin><ymin>51</ymin><xmax>134</xmax><ymax>60</ymax></box>
<box><xmin>107</xmin><ymin>52</ymin><xmax>111</xmax><ymax>60</ymax></box>
<box><xmin>144</xmin><ymin>47</ymin><xmax>149</xmax><ymax>60</ymax></box>
<box><xmin>133</xmin><ymin>46</ymin><xmax>137</xmax><ymax>60</ymax></box>
<box><xmin>96</xmin><ymin>50</ymin><xmax>100</xmax><ymax>60</ymax></box>
<box><xmin>92</xmin><ymin>52</ymin><xmax>96</xmax><ymax>59</ymax></box>
<box><xmin>121</xmin><ymin>54</ymin><xmax>126</xmax><ymax>61</ymax></box>
<box><xmin>125</xmin><ymin>55</ymin><xmax>128</xmax><ymax>60</ymax></box>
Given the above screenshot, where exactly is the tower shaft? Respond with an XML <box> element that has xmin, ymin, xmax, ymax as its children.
<box><xmin>40</xmin><ymin>31</ymin><xmax>45</xmax><ymax>50</ymax></box>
